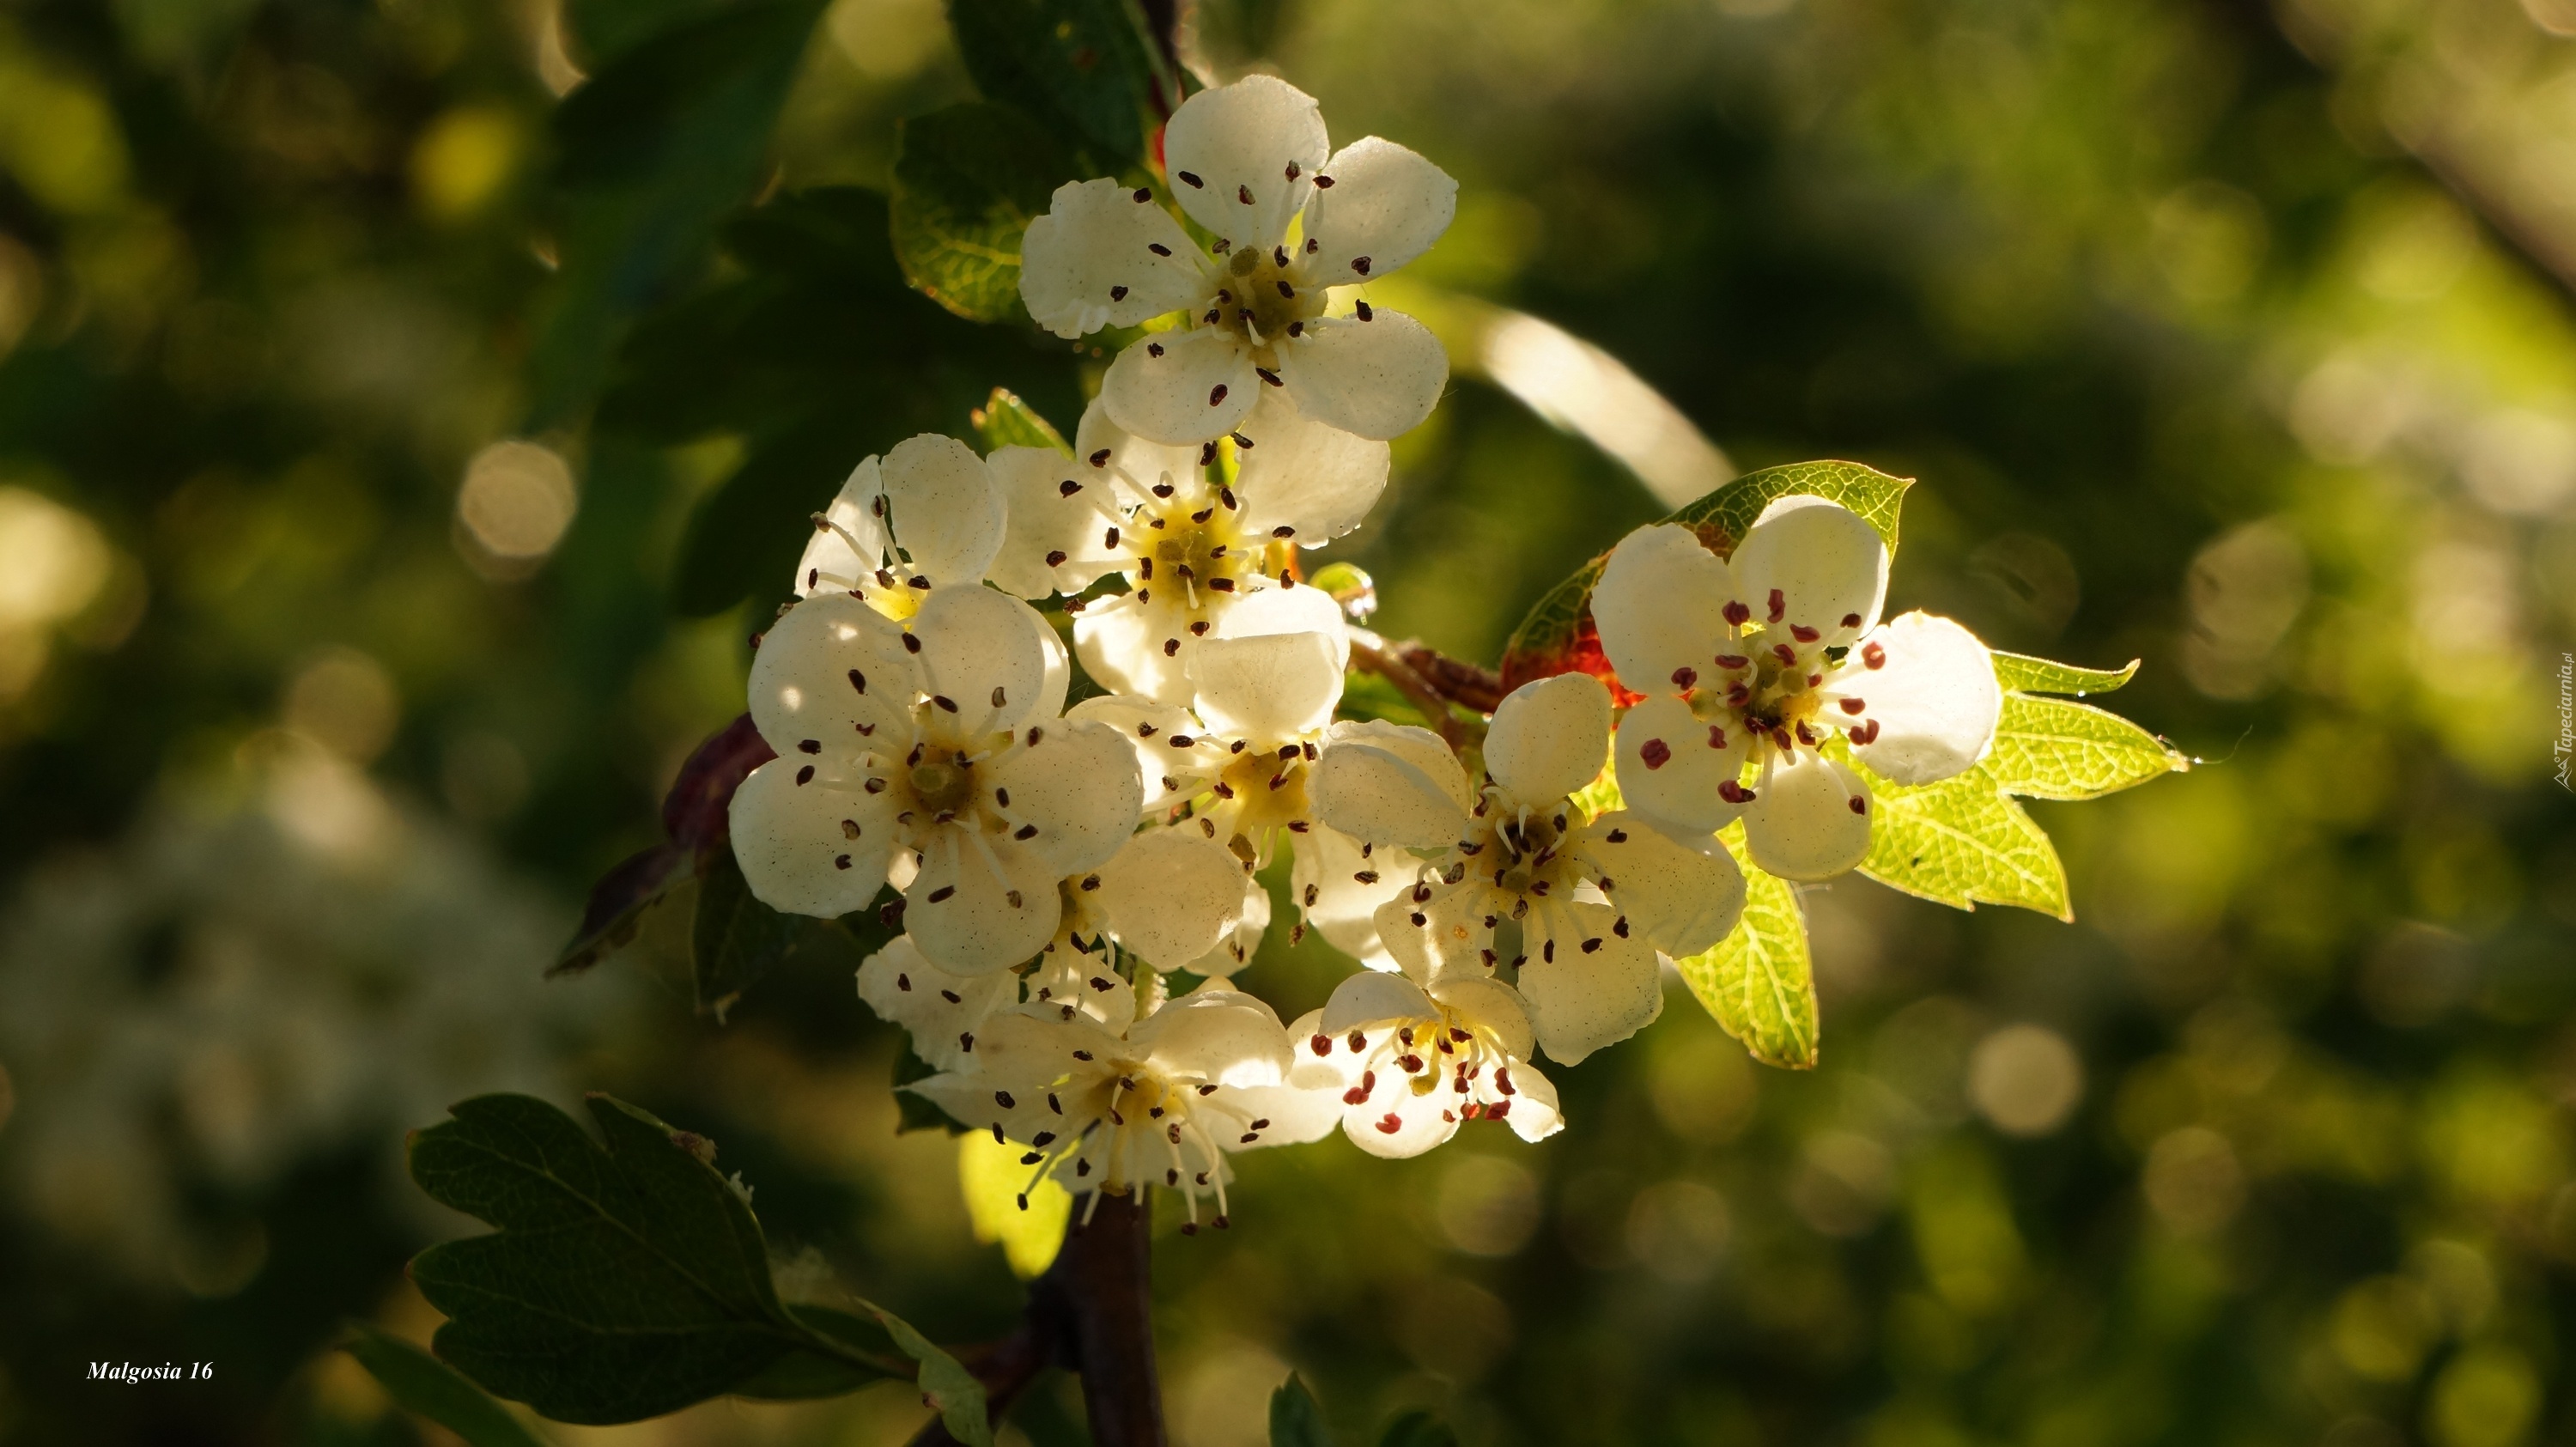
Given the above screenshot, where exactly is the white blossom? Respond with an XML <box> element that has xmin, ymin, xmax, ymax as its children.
<box><xmin>997</xmin><ymin>395</ymin><xmax>1388</xmax><ymax>703</ymax></box>
<box><xmin>1067</xmin><ymin>625</ymin><xmax>1409</xmax><ymax>960</ymax></box>
<box><xmin>909</xmin><ymin>983</ymin><xmax>1337</xmax><ymax>1229</ymax></box>
<box><xmin>1305</xmin><ymin>965</ymin><xmax>1561</xmax><ymax>1158</ymax></box>
<box><xmin>1018</xmin><ymin>76</ymin><xmax>1456</xmax><ymax>447</ymax></box>
<box><xmin>1591</xmin><ymin>496</ymin><xmax>2003</xmax><ymax>881</ymax></box>
<box><xmin>1309</xmin><ymin>672</ymin><xmax>1747</xmax><ymax>1064</ymax></box>
<box><xmin>728</xmin><ymin>584</ymin><xmax>1143</xmax><ymax>973</ymax></box>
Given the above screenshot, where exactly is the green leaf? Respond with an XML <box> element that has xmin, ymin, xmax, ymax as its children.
<box><xmin>890</xmin><ymin>101</ymin><xmax>1074</xmax><ymax>322</ymax></box>
<box><xmin>529</xmin><ymin>0</ymin><xmax>829</xmax><ymax>427</ymax></box>
<box><xmin>564</xmin><ymin>0</ymin><xmax>754</xmax><ymax>66</ymax></box>
<box><xmin>957</xmin><ymin>1130</ymin><xmax>1071</xmax><ymax>1279</ymax></box>
<box><xmin>971</xmin><ymin>386</ymin><xmax>1072</xmax><ymax>454</ymax></box>
<box><xmin>1984</xmin><ymin>692</ymin><xmax>2186</xmax><ymax>802</ymax></box>
<box><xmin>1376</xmin><ymin>1409</ymin><xmax>1462</xmax><ymax>1447</ymax></box>
<box><xmin>1673</xmin><ymin>827</ymin><xmax>1818</xmax><ymax>1069</ymax></box>
<box><xmin>861</xmin><ymin>1300</ymin><xmax>993</xmax><ymax>1447</ymax></box>
<box><xmin>1270</xmin><ymin>1374</ymin><xmax>1337</xmax><ymax>1447</ymax></box>
<box><xmin>1990</xmin><ymin>651</ymin><xmax>2140</xmax><ymax>696</ymax></box>
<box><xmin>1500</xmin><ymin>459</ymin><xmax>1911</xmax><ymax>690</ymax></box>
<box><xmin>407</xmin><ymin>1094</ymin><xmax>902</xmax><ymax>1424</ymax></box>
<box><xmin>946</xmin><ymin>0</ymin><xmax>1163</xmax><ymax>164</ymax></box>
<box><xmin>343</xmin><ymin>1325</ymin><xmax>553</xmax><ymax>1447</ymax></box>
<box><xmin>1857</xmin><ymin>761</ymin><xmax>2072</xmax><ymax>921</ymax></box>
<box><xmin>695</xmin><ymin>845</ymin><xmax>801</xmax><ymax>1020</ymax></box>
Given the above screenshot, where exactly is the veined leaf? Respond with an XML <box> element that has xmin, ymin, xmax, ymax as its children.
<box><xmin>1857</xmin><ymin>762</ymin><xmax>2071</xmax><ymax>921</ymax></box>
<box><xmin>946</xmin><ymin>0</ymin><xmax>1163</xmax><ymax>165</ymax></box>
<box><xmin>1984</xmin><ymin>692</ymin><xmax>2185</xmax><ymax>801</ymax></box>
<box><xmin>695</xmin><ymin>844</ymin><xmax>802</xmax><ymax>1020</ymax></box>
<box><xmin>1501</xmin><ymin>459</ymin><xmax>1911</xmax><ymax>690</ymax></box>
<box><xmin>343</xmin><ymin>1325</ymin><xmax>552</xmax><ymax>1447</ymax></box>
<box><xmin>407</xmin><ymin>1094</ymin><xmax>902</xmax><ymax>1424</ymax></box>
<box><xmin>861</xmin><ymin>1302</ymin><xmax>992</xmax><ymax>1447</ymax></box>
<box><xmin>1673</xmin><ymin>827</ymin><xmax>1818</xmax><ymax>1069</ymax></box>
<box><xmin>957</xmin><ymin>1130</ymin><xmax>1071</xmax><ymax>1279</ymax></box>
<box><xmin>1270</xmin><ymin>1375</ymin><xmax>1336</xmax><ymax>1447</ymax></box>
<box><xmin>971</xmin><ymin>386</ymin><xmax>1071</xmax><ymax>454</ymax></box>
<box><xmin>890</xmin><ymin>101</ymin><xmax>1072</xmax><ymax>322</ymax></box>
<box><xmin>1990</xmin><ymin>651</ymin><xmax>2139</xmax><ymax>696</ymax></box>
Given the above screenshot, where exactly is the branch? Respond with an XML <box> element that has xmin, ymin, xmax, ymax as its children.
<box><xmin>1348</xmin><ymin>639</ymin><xmax>1507</xmax><ymax>745</ymax></box>
<box><xmin>905</xmin><ymin>1192</ymin><xmax>1165</xmax><ymax>1447</ymax></box>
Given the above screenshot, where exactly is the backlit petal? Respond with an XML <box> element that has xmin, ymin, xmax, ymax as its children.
<box><xmin>1161</xmin><ymin>75</ymin><xmax>1327</xmax><ymax>246</ymax></box>
<box><xmin>1102</xmin><ymin>323</ymin><xmax>1260</xmax><ymax>444</ymax></box>
<box><xmin>905</xmin><ymin>826</ymin><xmax>1064</xmax><ymax>972</ymax></box>
<box><xmin>1517</xmin><ymin>906</ymin><xmax>1662</xmax><ymax>1065</ymax></box>
<box><xmin>1295</xmin><ymin>136</ymin><xmax>1456</xmax><ymax>286</ymax></box>
<box><xmin>1741</xmin><ymin>751</ymin><xmax>1873</xmax><ymax>882</ymax></box>
<box><xmin>908</xmin><ymin>585</ymin><xmax>1053</xmax><ymax>737</ymax></box>
<box><xmin>1591</xmin><ymin>524</ymin><xmax>1735</xmax><ymax>697</ymax></box>
<box><xmin>749</xmin><ymin>592</ymin><xmax>918</xmax><ymax>752</ymax></box>
<box><xmin>1574</xmin><ymin>811</ymin><xmax>1745</xmax><ymax>958</ymax></box>
<box><xmin>1231</xmin><ymin>387</ymin><xmax>1389</xmax><ymax>545</ymax></box>
<box><xmin>1095</xmin><ymin>827</ymin><xmax>1249</xmax><ymax>971</ymax></box>
<box><xmin>728</xmin><ymin>757</ymin><xmax>895</xmax><ymax>918</ymax></box>
<box><xmin>1275</xmin><ymin>308</ymin><xmax>1446</xmax><ymax>441</ymax></box>
<box><xmin>856</xmin><ymin>934</ymin><xmax>1017</xmax><ymax>1070</ymax></box>
<box><xmin>987</xmin><ymin>719</ymin><xmax>1143</xmax><ymax>878</ymax></box>
<box><xmin>1485</xmin><ymin>672</ymin><xmax>1613</xmax><ymax>806</ymax></box>
<box><xmin>1188</xmin><ymin>629</ymin><xmax>1344</xmax><ymax>743</ymax></box>
<box><xmin>1613</xmin><ymin>694</ymin><xmax>1746</xmax><ymax>835</ymax></box>
<box><xmin>1018</xmin><ymin>178</ymin><xmax>1210</xmax><ymax>338</ymax></box>
<box><xmin>1730</xmin><ymin>495</ymin><xmax>1888</xmax><ymax>646</ymax></box>
<box><xmin>1846</xmin><ymin>611</ymin><xmax>2002</xmax><ymax>786</ymax></box>
<box><xmin>878</xmin><ymin>434</ymin><xmax>1003</xmax><ymax>589</ymax></box>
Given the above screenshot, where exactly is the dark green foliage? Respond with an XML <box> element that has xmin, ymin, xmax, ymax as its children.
<box><xmin>406</xmin><ymin>1095</ymin><xmax>900</xmax><ymax>1424</ymax></box>
<box><xmin>890</xmin><ymin>102</ymin><xmax>1076</xmax><ymax>321</ymax></box>
<box><xmin>343</xmin><ymin>1325</ymin><xmax>554</xmax><ymax>1447</ymax></box>
<box><xmin>692</xmin><ymin>847</ymin><xmax>802</xmax><ymax>1018</ymax></box>
<box><xmin>946</xmin><ymin>0</ymin><xmax>1165</xmax><ymax>164</ymax></box>
<box><xmin>1269</xmin><ymin>1374</ymin><xmax>1336</xmax><ymax>1447</ymax></box>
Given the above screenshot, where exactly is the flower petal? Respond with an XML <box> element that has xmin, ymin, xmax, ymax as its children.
<box><xmin>987</xmin><ymin>718</ymin><xmax>1144</xmax><ymax>878</ymax></box>
<box><xmin>1291</xmin><ymin>824</ymin><xmax>1407</xmax><ymax>964</ymax></box>
<box><xmin>1075</xmin><ymin>393</ymin><xmax>1204</xmax><ymax>498</ymax></box>
<box><xmin>1222</xmin><ymin>1078</ymin><xmax>1342</xmax><ymax>1146</ymax></box>
<box><xmin>1311</xmin><ymin>720</ymin><xmax>1472</xmax><ymax>847</ymax></box>
<box><xmin>1067</xmin><ymin>692</ymin><xmax>1212</xmax><ymax>809</ymax></box>
<box><xmin>856</xmin><ymin>934</ymin><xmax>1018</xmax><ymax>1070</ymax></box>
<box><xmin>1296</xmin><ymin>136</ymin><xmax>1456</xmax><ymax>286</ymax></box>
<box><xmin>750</xmin><ymin>592</ymin><xmax>919</xmax><ymax>752</ymax></box>
<box><xmin>1095</xmin><ymin>826</ymin><xmax>1249</xmax><ymax>971</ymax></box>
<box><xmin>1188</xmin><ymin>875</ymin><xmax>1272</xmax><ymax>978</ymax></box>
<box><xmin>986</xmin><ymin>445</ymin><xmax>1117</xmax><ymax>600</ymax></box>
<box><xmin>1319</xmin><ymin>968</ymin><xmax>1434</xmax><ymax>1036</ymax></box>
<box><xmin>878</xmin><ymin>434</ymin><xmax>1004</xmax><ymax>589</ymax></box>
<box><xmin>1613</xmin><ymin>694</ymin><xmax>1746</xmax><ymax>835</ymax></box>
<box><xmin>904</xmin><ymin>826</ymin><xmax>1065</xmax><ymax>972</ymax></box>
<box><xmin>1730</xmin><ymin>495</ymin><xmax>1888</xmax><ymax>646</ymax></box>
<box><xmin>1102</xmin><ymin>323</ymin><xmax>1260</xmax><ymax>444</ymax></box>
<box><xmin>1485</xmin><ymin>672</ymin><xmax>1613</xmax><ymax>806</ymax></box>
<box><xmin>1027</xmin><ymin>949</ymin><xmax>1136</xmax><ymax>1031</ymax></box>
<box><xmin>1426</xmin><ymin>974</ymin><xmax>1538</xmax><ymax>1063</ymax></box>
<box><xmin>1275</xmin><ymin>308</ymin><xmax>1446</xmax><ymax>441</ymax></box>
<box><xmin>1741</xmin><ymin>750</ymin><xmax>1873</xmax><ymax>882</ymax></box>
<box><xmin>1160</xmin><ymin>75</ymin><xmax>1327</xmax><ymax>246</ymax></box>
<box><xmin>727</xmin><ymin>757</ymin><xmax>895</xmax><ymax>917</ymax></box>
<box><xmin>1212</xmin><ymin>578</ymin><xmax>1349</xmax><ymax>666</ymax></box>
<box><xmin>908</xmin><ymin>585</ymin><xmax>1054</xmax><ymax>737</ymax></box>
<box><xmin>1340</xmin><ymin>1067</ymin><xmax>1461</xmax><ymax>1158</ymax></box>
<box><xmin>1072</xmin><ymin>589</ymin><xmax>1188</xmax><ymax>702</ymax></box>
<box><xmin>1495</xmin><ymin>1059</ymin><xmax>1563</xmax><ymax>1144</ymax></box>
<box><xmin>1846</xmin><ymin>611</ymin><xmax>2002</xmax><ymax>786</ymax></box>
<box><xmin>794</xmin><ymin>455</ymin><xmax>887</xmax><ymax>597</ymax></box>
<box><xmin>1575</xmin><ymin>811</ymin><xmax>1745</xmax><ymax>958</ymax></box>
<box><xmin>1018</xmin><ymin>178</ymin><xmax>1211</xmax><ymax>339</ymax></box>
<box><xmin>1231</xmin><ymin>387</ymin><xmax>1389</xmax><ymax>545</ymax></box>
<box><xmin>1133</xmin><ymin>988</ymin><xmax>1291</xmax><ymax>1085</ymax></box>
<box><xmin>1188</xmin><ymin>629</ymin><xmax>1344</xmax><ymax>744</ymax></box>
<box><xmin>1517</xmin><ymin>906</ymin><xmax>1663</xmax><ymax>1065</ymax></box>
<box><xmin>1591</xmin><ymin>524</ymin><xmax>1736</xmax><ymax>697</ymax></box>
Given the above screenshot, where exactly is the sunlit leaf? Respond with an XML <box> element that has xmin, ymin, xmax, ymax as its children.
<box><xmin>971</xmin><ymin>386</ymin><xmax>1071</xmax><ymax>454</ymax></box>
<box><xmin>1856</xmin><ymin>761</ymin><xmax>2072</xmax><ymax>921</ymax></box>
<box><xmin>1990</xmin><ymin>651</ymin><xmax>2140</xmax><ymax>696</ymax></box>
<box><xmin>407</xmin><ymin>1094</ymin><xmax>902</xmax><ymax>1424</ymax></box>
<box><xmin>946</xmin><ymin>0</ymin><xmax>1163</xmax><ymax>165</ymax></box>
<box><xmin>1500</xmin><ymin>459</ymin><xmax>1911</xmax><ymax>691</ymax></box>
<box><xmin>890</xmin><ymin>101</ymin><xmax>1074</xmax><ymax>322</ymax></box>
<box><xmin>1673</xmin><ymin>826</ymin><xmax>1818</xmax><ymax>1069</ymax></box>
<box><xmin>1984</xmin><ymin>692</ymin><xmax>2186</xmax><ymax>802</ymax></box>
<box><xmin>343</xmin><ymin>1325</ymin><xmax>552</xmax><ymax>1447</ymax></box>
<box><xmin>957</xmin><ymin>1129</ymin><xmax>1071</xmax><ymax>1278</ymax></box>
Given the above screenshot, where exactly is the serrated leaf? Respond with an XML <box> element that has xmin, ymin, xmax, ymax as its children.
<box><xmin>890</xmin><ymin>102</ymin><xmax>1073</xmax><ymax>322</ymax></box>
<box><xmin>1270</xmin><ymin>1375</ymin><xmax>1336</xmax><ymax>1447</ymax></box>
<box><xmin>343</xmin><ymin>1325</ymin><xmax>553</xmax><ymax>1447</ymax></box>
<box><xmin>1673</xmin><ymin>828</ymin><xmax>1818</xmax><ymax>1069</ymax></box>
<box><xmin>1501</xmin><ymin>459</ymin><xmax>1911</xmax><ymax>690</ymax></box>
<box><xmin>695</xmin><ymin>845</ymin><xmax>800</xmax><ymax>1018</ymax></box>
<box><xmin>1857</xmin><ymin>762</ymin><xmax>2071</xmax><ymax>921</ymax></box>
<box><xmin>971</xmin><ymin>386</ymin><xmax>1071</xmax><ymax>453</ymax></box>
<box><xmin>861</xmin><ymin>1301</ymin><xmax>993</xmax><ymax>1447</ymax></box>
<box><xmin>407</xmin><ymin>1094</ymin><xmax>901</xmax><ymax>1424</ymax></box>
<box><xmin>958</xmin><ymin>1130</ymin><xmax>1071</xmax><ymax>1278</ymax></box>
<box><xmin>946</xmin><ymin>0</ymin><xmax>1162</xmax><ymax>164</ymax></box>
<box><xmin>1990</xmin><ymin>651</ymin><xmax>2139</xmax><ymax>696</ymax></box>
<box><xmin>1984</xmin><ymin>693</ymin><xmax>2185</xmax><ymax>801</ymax></box>
<box><xmin>1376</xmin><ymin>1409</ymin><xmax>1462</xmax><ymax>1447</ymax></box>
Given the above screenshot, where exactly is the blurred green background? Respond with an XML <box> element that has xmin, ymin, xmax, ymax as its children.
<box><xmin>3</xmin><ymin>0</ymin><xmax>2575</xmax><ymax>1444</ymax></box>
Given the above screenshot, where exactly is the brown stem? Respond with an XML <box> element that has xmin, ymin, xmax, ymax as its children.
<box><xmin>904</xmin><ymin>1192</ymin><xmax>1165</xmax><ymax>1447</ymax></box>
<box><xmin>1348</xmin><ymin>640</ymin><xmax>1508</xmax><ymax>745</ymax></box>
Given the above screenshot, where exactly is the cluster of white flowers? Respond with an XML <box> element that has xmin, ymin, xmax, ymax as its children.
<box><xmin>728</xmin><ymin>77</ymin><xmax>2006</xmax><ymax>1230</ymax></box>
